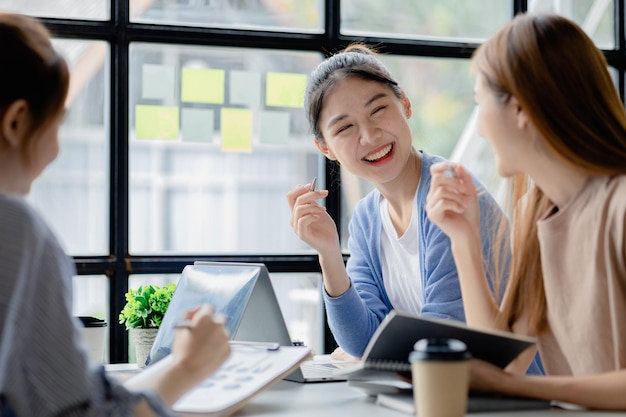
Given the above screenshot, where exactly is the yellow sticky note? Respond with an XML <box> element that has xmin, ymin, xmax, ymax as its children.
<box><xmin>221</xmin><ymin>108</ymin><xmax>252</xmax><ymax>152</ymax></box>
<box><xmin>135</xmin><ymin>105</ymin><xmax>179</xmax><ymax>140</ymax></box>
<box><xmin>181</xmin><ymin>68</ymin><xmax>225</xmax><ymax>104</ymax></box>
<box><xmin>265</xmin><ymin>72</ymin><xmax>307</xmax><ymax>108</ymax></box>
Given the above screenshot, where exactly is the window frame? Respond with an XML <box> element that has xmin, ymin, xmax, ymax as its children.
<box><xmin>40</xmin><ymin>0</ymin><xmax>626</xmax><ymax>363</ymax></box>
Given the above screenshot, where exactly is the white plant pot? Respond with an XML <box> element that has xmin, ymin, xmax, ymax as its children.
<box><xmin>130</xmin><ymin>328</ymin><xmax>159</xmax><ymax>368</ymax></box>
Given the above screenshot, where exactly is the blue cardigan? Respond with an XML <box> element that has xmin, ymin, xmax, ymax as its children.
<box><xmin>323</xmin><ymin>151</ymin><xmax>544</xmax><ymax>374</ymax></box>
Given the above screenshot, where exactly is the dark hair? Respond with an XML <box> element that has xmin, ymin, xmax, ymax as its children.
<box><xmin>473</xmin><ymin>13</ymin><xmax>626</xmax><ymax>334</ymax></box>
<box><xmin>304</xmin><ymin>43</ymin><xmax>403</xmax><ymax>143</ymax></box>
<box><xmin>0</xmin><ymin>13</ymin><xmax>69</xmax><ymax>147</ymax></box>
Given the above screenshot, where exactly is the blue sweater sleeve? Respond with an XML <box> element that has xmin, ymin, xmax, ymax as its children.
<box><xmin>323</xmin><ymin>192</ymin><xmax>392</xmax><ymax>357</ymax></box>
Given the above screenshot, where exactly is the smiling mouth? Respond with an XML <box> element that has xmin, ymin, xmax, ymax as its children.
<box><xmin>364</xmin><ymin>144</ymin><xmax>393</xmax><ymax>162</ymax></box>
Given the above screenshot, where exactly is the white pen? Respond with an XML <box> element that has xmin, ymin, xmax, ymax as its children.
<box><xmin>174</xmin><ymin>319</ymin><xmax>193</xmax><ymax>328</ymax></box>
<box><xmin>175</xmin><ymin>319</ymin><xmax>280</xmax><ymax>350</ymax></box>
<box><xmin>444</xmin><ymin>163</ymin><xmax>458</xmax><ymax>178</ymax></box>
<box><xmin>309</xmin><ymin>176</ymin><xmax>317</xmax><ymax>192</ymax></box>
<box><xmin>229</xmin><ymin>340</ymin><xmax>281</xmax><ymax>351</ymax></box>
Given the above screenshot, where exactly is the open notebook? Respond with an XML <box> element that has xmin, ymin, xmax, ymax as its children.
<box><xmin>146</xmin><ymin>261</ymin><xmax>347</xmax><ymax>383</ymax></box>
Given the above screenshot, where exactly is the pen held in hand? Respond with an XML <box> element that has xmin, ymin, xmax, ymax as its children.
<box><xmin>444</xmin><ymin>163</ymin><xmax>458</xmax><ymax>178</ymax></box>
<box><xmin>175</xmin><ymin>319</ymin><xmax>193</xmax><ymax>328</ymax></box>
<box><xmin>174</xmin><ymin>319</ymin><xmax>280</xmax><ymax>350</ymax></box>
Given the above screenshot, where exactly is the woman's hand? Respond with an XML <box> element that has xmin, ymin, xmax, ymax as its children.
<box><xmin>286</xmin><ymin>182</ymin><xmax>340</xmax><ymax>256</ymax></box>
<box><xmin>425</xmin><ymin>162</ymin><xmax>481</xmax><ymax>243</ymax></box>
<box><xmin>469</xmin><ymin>358</ymin><xmax>511</xmax><ymax>394</ymax></box>
<box><xmin>172</xmin><ymin>304</ymin><xmax>231</xmax><ymax>381</ymax></box>
<box><xmin>330</xmin><ymin>346</ymin><xmax>361</xmax><ymax>362</ymax></box>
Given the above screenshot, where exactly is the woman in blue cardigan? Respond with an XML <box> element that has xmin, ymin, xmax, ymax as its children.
<box><xmin>286</xmin><ymin>44</ymin><xmax>542</xmax><ymax>375</ymax></box>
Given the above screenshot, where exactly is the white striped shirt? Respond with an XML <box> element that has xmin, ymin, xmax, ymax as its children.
<box><xmin>0</xmin><ymin>194</ymin><xmax>172</xmax><ymax>416</ymax></box>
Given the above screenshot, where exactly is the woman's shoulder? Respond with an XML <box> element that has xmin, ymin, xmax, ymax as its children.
<box><xmin>599</xmin><ymin>174</ymin><xmax>626</xmax><ymax>211</ymax></box>
<box><xmin>353</xmin><ymin>187</ymin><xmax>381</xmax><ymax>213</ymax></box>
<box><xmin>0</xmin><ymin>194</ymin><xmax>54</xmax><ymax>244</ymax></box>
<box><xmin>419</xmin><ymin>150</ymin><xmax>448</xmax><ymax>171</ymax></box>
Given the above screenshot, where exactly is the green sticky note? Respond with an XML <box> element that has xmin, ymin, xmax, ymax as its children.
<box><xmin>259</xmin><ymin>110</ymin><xmax>290</xmax><ymax>144</ymax></box>
<box><xmin>135</xmin><ymin>105</ymin><xmax>179</xmax><ymax>140</ymax></box>
<box><xmin>221</xmin><ymin>108</ymin><xmax>252</xmax><ymax>152</ymax></box>
<box><xmin>181</xmin><ymin>68</ymin><xmax>225</xmax><ymax>104</ymax></box>
<box><xmin>265</xmin><ymin>72</ymin><xmax>307</xmax><ymax>108</ymax></box>
<box><xmin>182</xmin><ymin>108</ymin><xmax>214</xmax><ymax>143</ymax></box>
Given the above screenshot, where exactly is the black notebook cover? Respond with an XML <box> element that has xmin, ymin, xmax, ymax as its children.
<box><xmin>338</xmin><ymin>310</ymin><xmax>536</xmax><ymax>379</ymax></box>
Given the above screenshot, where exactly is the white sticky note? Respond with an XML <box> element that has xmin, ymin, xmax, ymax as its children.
<box><xmin>182</xmin><ymin>108</ymin><xmax>214</xmax><ymax>143</ymax></box>
<box><xmin>142</xmin><ymin>64</ymin><xmax>176</xmax><ymax>101</ymax></box>
<box><xmin>259</xmin><ymin>110</ymin><xmax>290</xmax><ymax>144</ymax></box>
<box><xmin>229</xmin><ymin>70</ymin><xmax>261</xmax><ymax>106</ymax></box>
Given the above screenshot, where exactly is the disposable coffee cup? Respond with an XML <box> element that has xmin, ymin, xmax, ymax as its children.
<box><xmin>409</xmin><ymin>338</ymin><xmax>471</xmax><ymax>417</ymax></box>
<box><xmin>77</xmin><ymin>316</ymin><xmax>107</xmax><ymax>364</ymax></box>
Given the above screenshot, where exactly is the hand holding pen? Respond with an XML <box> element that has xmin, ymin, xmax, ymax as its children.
<box><xmin>286</xmin><ymin>175</ymin><xmax>339</xmax><ymax>256</ymax></box>
<box><xmin>425</xmin><ymin>161</ymin><xmax>481</xmax><ymax>243</ymax></box>
<box><xmin>171</xmin><ymin>304</ymin><xmax>231</xmax><ymax>379</ymax></box>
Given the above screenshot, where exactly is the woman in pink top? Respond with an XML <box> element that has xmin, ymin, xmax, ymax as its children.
<box><xmin>426</xmin><ymin>13</ymin><xmax>626</xmax><ymax>410</ymax></box>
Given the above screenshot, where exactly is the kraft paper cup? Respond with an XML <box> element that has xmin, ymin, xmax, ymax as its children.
<box><xmin>409</xmin><ymin>338</ymin><xmax>470</xmax><ymax>417</ymax></box>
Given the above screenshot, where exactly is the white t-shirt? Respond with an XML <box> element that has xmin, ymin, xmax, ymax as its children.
<box><xmin>379</xmin><ymin>195</ymin><xmax>423</xmax><ymax>315</ymax></box>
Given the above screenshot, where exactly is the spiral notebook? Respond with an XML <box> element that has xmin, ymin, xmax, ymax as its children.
<box><xmin>335</xmin><ymin>310</ymin><xmax>536</xmax><ymax>380</ymax></box>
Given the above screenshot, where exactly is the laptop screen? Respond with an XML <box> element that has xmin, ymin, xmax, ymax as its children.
<box><xmin>145</xmin><ymin>262</ymin><xmax>292</xmax><ymax>365</ymax></box>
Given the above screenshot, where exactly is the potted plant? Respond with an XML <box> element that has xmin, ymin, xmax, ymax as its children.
<box><xmin>119</xmin><ymin>282</ymin><xmax>176</xmax><ymax>367</ymax></box>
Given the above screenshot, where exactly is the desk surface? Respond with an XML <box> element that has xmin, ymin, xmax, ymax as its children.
<box><xmin>105</xmin><ymin>364</ymin><xmax>621</xmax><ymax>416</ymax></box>
<box><xmin>232</xmin><ymin>380</ymin><xmax>621</xmax><ymax>417</ymax></box>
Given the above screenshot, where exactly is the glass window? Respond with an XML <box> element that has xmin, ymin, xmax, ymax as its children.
<box><xmin>130</xmin><ymin>0</ymin><xmax>323</xmax><ymax>33</ymax></box>
<box><xmin>128</xmin><ymin>43</ymin><xmax>323</xmax><ymax>254</ymax></box>
<box><xmin>0</xmin><ymin>0</ymin><xmax>109</xmax><ymax>20</ymax></box>
<box><xmin>29</xmin><ymin>39</ymin><xmax>110</xmax><ymax>256</ymax></box>
<box><xmin>528</xmin><ymin>0</ymin><xmax>614</xmax><ymax>48</ymax></box>
<box><xmin>341</xmin><ymin>0</ymin><xmax>511</xmax><ymax>41</ymax></box>
<box><xmin>269</xmin><ymin>272</ymin><xmax>324</xmax><ymax>354</ymax></box>
<box><xmin>73</xmin><ymin>275</ymin><xmax>110</xmax><ymax>363</ymax></box>
<box><xmin>339</xmin><ymin>55</ymin><xmax>475</xmax><ymax>247</ymax></box>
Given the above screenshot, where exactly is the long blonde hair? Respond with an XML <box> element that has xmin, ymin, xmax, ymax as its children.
<box><xmin>473</xmin><ymin>13</ymin><xmax>626</xmax><ymax>334</ymax></box>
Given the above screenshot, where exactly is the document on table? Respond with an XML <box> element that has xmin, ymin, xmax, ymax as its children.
<box><xmin>173</xmin><ymin>344</ymin><xmax>311</xmax><ymax>416</ymax></box>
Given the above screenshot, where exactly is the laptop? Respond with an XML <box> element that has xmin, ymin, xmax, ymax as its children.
<box><xmin>145</xmin><ymin>261</ymin><xmax>347</xmax><ymax>383</ymax></box>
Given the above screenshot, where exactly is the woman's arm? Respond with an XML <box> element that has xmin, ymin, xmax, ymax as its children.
<box><xmin>124</xmin><ymin>305</ymin><xmax>231</xmax><ymax>412</ymax></box>
<box><xmin>472</xmin><ymin>359</ymin><xmax>626</xmax><ymax>410</ymax></box>
<box><xmin>425</xmin><ymin>162</ymin><xmax>505</xmax><ymax>331</ymax></box>
<box><xmin>287</xmin><ymin>182</ymin><xmax>350</xmax><ymax>297</ymax></box>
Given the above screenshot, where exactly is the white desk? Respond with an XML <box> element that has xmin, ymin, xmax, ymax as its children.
<box><xmin>232</xmin><ymin>380</ymin><xmax>623</xmax><ymax>417</ymax></box>
<box><xmin>105</xmin><ymin>365</ymin><xmax>622</xmax><ymax>416</ymax></box>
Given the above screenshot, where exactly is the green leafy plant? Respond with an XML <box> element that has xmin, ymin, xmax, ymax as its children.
<box><xmin>118</xmin><ymin>283</ymin><xmax>177</xmax><ymax>329</ymax></box>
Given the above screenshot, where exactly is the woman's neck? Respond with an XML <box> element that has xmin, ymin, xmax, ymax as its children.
<box><xmin>528</xmin><ymin>154</ymin><xmax>590</xmax><ymax>209</ymax></box>
<box><xmin>379</xmin><ymin>149</ymin><xmax>422</xmax><ymax>233</ymax></box>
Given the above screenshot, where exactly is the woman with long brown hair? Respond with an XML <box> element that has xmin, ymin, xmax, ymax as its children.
<box><xmin>426</xmin><ymin>13</ymin><xmax>626</xmax><ymax>409</ymax></box>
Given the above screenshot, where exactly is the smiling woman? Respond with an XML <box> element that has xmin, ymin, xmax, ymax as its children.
<box><xmin>284</xmin><ymin>44</ymin><xmax>545</xmax><ymax>375</ymax></box>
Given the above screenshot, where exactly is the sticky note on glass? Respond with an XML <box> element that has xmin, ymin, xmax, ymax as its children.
<box><xmin>181</xmin><ymin>68</ymin><xmax>225</xmax><ymax>104</ymax></box>
<box><xmin>135</xmin><ymin>105</ymin><xmax>179</xmax><ymax>140</ymax></box>
<box><xmin>265</xmin><ymin>72</ymin><xmax>307</xmax><ymax>108</ymax></box>
<box><xmin>182</xmin><ymin>108</ymin><xmax>214</xmax><ymax>143</ymax></box>
<box><xmin>259</xmin><ymin>110</ymin><xmax>290</xmax><ymax>144</ymax></box>
<box><xmin>230</xmin><ymin>70</ymin><xmax>261</xmax><ymax>106</ymax></box>
<box><xmin>142</xmin><ymin>64</ymin><xmax>175</xmax><ymax>101</ymax></box>
<box><xmin>221</xmin><ymin>108</ymin><xmax>252</xmax><ymax>152</ymax></box>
